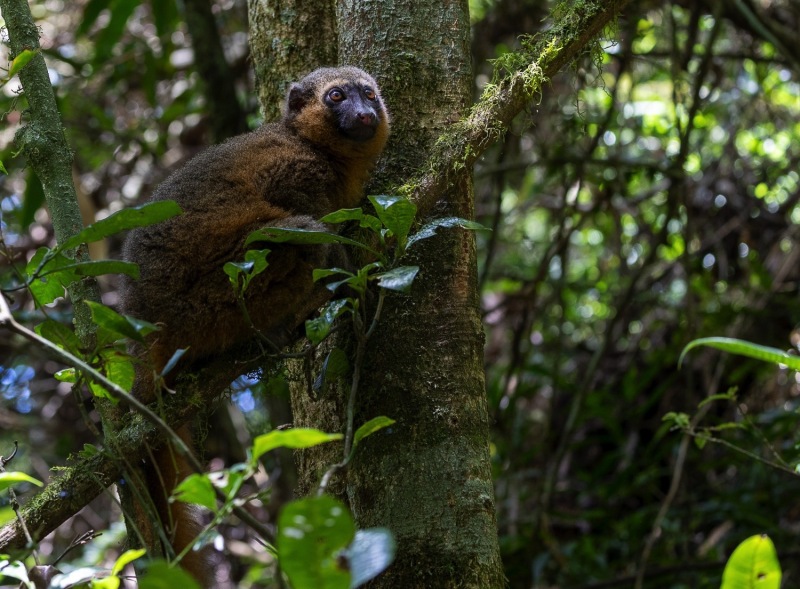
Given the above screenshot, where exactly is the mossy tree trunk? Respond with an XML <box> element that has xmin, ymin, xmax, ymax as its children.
<box><xmin>250</xmin><ymin>0</ymin><xmax>506</xmax><ymax>587</ymax></box>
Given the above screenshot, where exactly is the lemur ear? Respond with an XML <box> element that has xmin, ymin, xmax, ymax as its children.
<box><xmin>286</xmin><ymin>84</ymin><xmax>308</xmax><ymax>114</ymax></box>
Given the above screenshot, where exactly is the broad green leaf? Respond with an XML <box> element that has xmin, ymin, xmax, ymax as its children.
<box><xmin>406</xmin><ymin>216</ymin><xmax>488</xmax><ymax>250</ymax></box>
<box><xmin>679</xmin><ymin>337</ymin><xmax>800</xmax><ymax>371</ymax></box>
<box><xmin>111</xmin><ymin>549</ymin><xmax>146</xmax><ymax>577</ymax></box>
<box><xmin>347</xmin><ymin>528</ymin><xmax>396</xmax><ymax>588</ymax></box>
<box><xmin>139</xmin><ymin>560</ymin><xmax>202</xmax><ymax>589</ymax></box>
<box><xmin>60</xmin><ymin>201</ymin><xmax>182</xmax><ymax>251</ymax></box>
<box><xmin>224</xmin><ymin>249</ymin><xmax>271</xmax><ymax>294</ymax></box>
<box><xmin>306</xmin><ymin>299</ymin><xmax>349</xmax><ymax>345</ymax></box>
<box><xmin>89</xmin><ymin>350</ymin><xmax>135</xmax><ymax>398</ymax></box>
<box><xmin>173</xmin><ymin>474</ymin><xmax>217</xmax><ymax>511</ymax></box>
<box><xmin>246</xmin><ymin>227</ymin><xmax>377</xmax><ymax>255</ymax></box>
<box><xmin>27</xmin><ymin>247</ymin><xmax>69</xmax><ymax>305</ymax></box>
<box><xmin>376</xmin><ymin>266</ymin><xmax>419</xmax><ymax>293</ymax></box>
<box><xmin>35</xmin><ymin>319</ymin><xmax>82</xmax><ymax>352</ymax></box>
<box><xmin>351</xmin><ymin>417</ymin><xmax>395</xmax><ymax>453</ymax></box>
<box><xmin>85</xmin><ymin>301</ymin><xmax>159</xmax><ymax>342</ymax></box>
<box><xmin>368</xmin><ymin>195</ymin><xmax>417</xmax><ymax>242</ymax></box>
<box><xmin>278</xmin><ymin>495</ymin><xmax>354</xmax><ymax>589</ymax></box>
<box><xmin>0</xmin><ymin>471</ymin><xmax>44</xmax><ymax>492</ymax></box>
<box><xmin>721</xmin><ymin>534</ymin><xmax>781</xmax><ymax>589</ymax></box>
<box><xmin>252</xmin><ymin>428</ymin><xmax>343</xmax><ymax>463</ymax></box>
<box><xmin>54</xmin><ymin>368</ymin><xmax>77</xmax><ymax>383</ymax></box>
<box><xmin>7</xmin><ymin>49</ymin><xmax>37</xmax><ymax>80</ymax></box>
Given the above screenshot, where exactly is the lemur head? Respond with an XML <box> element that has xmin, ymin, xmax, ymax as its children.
<box><xmin>283</xmin><ymin>66</ymin><xmax>390</xmax><ymax>160</ymax></box>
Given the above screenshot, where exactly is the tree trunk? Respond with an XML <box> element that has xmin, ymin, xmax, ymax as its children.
<box><xmin>249</xmin><ymin>0</ymin><xmax>506</xmax><ymax>586</ymax></box>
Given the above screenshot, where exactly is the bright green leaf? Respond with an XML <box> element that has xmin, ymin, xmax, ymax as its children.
<box><xmin>679</xmin><ymin>337</ymin><xmax>800</xmax><ymax>371</ymax></box>
<box><xmin>0</xmin><ymin>471</ymin><xmax>44</xmax><ymax>492</ymax></box>
<box><xmin>721</xmin><ymin>534</ymin><xmax>781</xmax><ymax>589</ymax></box>
<box><xmin>111</xmin><ymin>549</ymin><xmax>146</xmax><ymax>577</ymax></box>
<box><xmin>252</xmin><ymin>428</ymin><xmax>343</xmax><ymax>463</ymax></box>
<box><xmin>173</xmin><ymin>474</ymin><xmax>217</xmax><ymax>511</ymax></box>
<box><xmin>35</xmin><ymin>319</ymin><xmax>82</xmax><ymax>352</ymax></box>
<box><xmin>6</xmin><ymin>49</ymin><xmax>38</xmax><ymax>80</ymax></box>
<box><xmin>351</xmin><ymin>417</ymin><xmax>395</xmax><ymax>453</ymax></box>
<box><xmin>85</xmin><ymin>301</ymin><xmax>158</xmax><ymax>342</ymax></box>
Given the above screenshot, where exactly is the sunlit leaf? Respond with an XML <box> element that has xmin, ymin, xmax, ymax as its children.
<box><xmin>351</xmin><ymin>417</ymin><xmax>395</xmax><ymax>453</ymax></box>
<box><xmin>721</xmin><ymin>534</ymin><xmax>781</xmax><ymax>589</ymax></box>
<box><xmin>679</xmin><ymin>337</ymin><xmax>800</xmax><ymax>371</ymax></box>
<box><xmin>0</xmin><ymin>471</ymin><xmax>44</xmax><ymax>492</ymax></box>
<box><xmin>6</xmin><ymin>49</ymin><xmax>38</xmax><ymax>81</ymax></box>
<box><xmin>110</xmin><ymin>549</ymin><xmax>146</xmax><ymax>577</ymax></box>
<box><xmin>173</xmin><ymin>474</ymin><xmax>217</xmax><ymax>511</ymax></box>
<box><xmin>252</xmin><ymin>428</ymin><xmax>343</xmax><ymax>462</ymax></box>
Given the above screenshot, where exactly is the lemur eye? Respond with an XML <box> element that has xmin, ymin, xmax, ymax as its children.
<box><xmin>364</xmin><ymin>88</ymin><xmax>376</xmax><ymax>100</ymax></box>
<box><xmin>328</xmin><ymin>89</ymin><xmax>345</xmax><ymax>102</ymax></box>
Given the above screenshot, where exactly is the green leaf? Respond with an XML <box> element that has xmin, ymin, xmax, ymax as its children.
<box><xmin>60</xmin><ymin>201</ymin><xmax>183</xmax><ymax>251</ymax></box>
<box><xmin>85</xmin><ymin>300</ymin><xmax>159</xmax><ymax>342</ymax></box>
<box><xmin>351</xmin><ymin>417</ymin><xmax>395</xmax><ymax>454</ymax></box>
<box><xmin>26</xmin><ymin>247</ymin><xmax>69</xmax><ymax>305</ymax></box>
<box><xmin>90</xmin><ymin>350</ymin><xmax>135</xmax><ymax>397</ymax></box>
<box><xmin>139</xmin><ymin>560</ymin><xmax>202</xmax><ymax>589</ymax></box>
<box><xmin>252</xmin><ymin>428</ymin><xmax>343</xmax><ymax>463</ymax></box>
<box><xmin>224</xmin><ymin>248</ymin><xmax>271</xmax><ymax>294</ymax></box>
<box><xmin>406</xmin><ymin>216</ymin><xmax>488</xmax><ymax>250</ymax></box>
<box><xmin>246</xmin><ymin>227</ymin><xmax>378</xmax><ymax>256</ymax></box>
<box><xmin>0</xmin><ymin>160</ymin><xmax>7</xmax><ymax>175</ymax></box>
<box><xmin>278</xmin><ymin>495</ymin><xmax>354</xmax><ymax>589</ymax></box>
<box><xmin>376</xmin><ymin>266</ymin><xmax>419</xmax><ymax>293</ymax></box>
<box><xmin>306</xmin><ymin>299</ymin><xmax>349</xmax><ymax>345</ymax></box>
<box><xmin>320</xmin><ymin>208</ymin><xmax>365</xmax><ymax>224</ymax></box>
<box><xmin>35</xmin><ymin>319</ymin><xmax>82</xmax><ymax>352</ymax></box>
<box><xmin>111</xmin><ymin>549</ymin><xmax>146</xmax><ymax>577</ymax></box>
<box><xmin>721</xmin><ymin>534</ymin><xmax>781</xmax><ymax>589</ymax></box>
<box><xmin>347</xmin><ymin>528</ymin><xmax>396</xmax><ymax>588</ymax></box>
<box><xmin>173</xmin><ymin>474</ymin><xmax>217</xmax><ymax>511</ymax></box>
<box><xmin>0</xmin><ymin>471</ymin><xmax>44</xmax><ymax>492</ymax></box>
<box><xmin>368</xmin><ymin>195</ymin><xmax>417</xmax><ymax>242</ymax></box>
<box><xmin>5</xmin><ymin>49</ymin><xmax>38</xmax><ymax>81</ymax></box>
<box><xmin>149</xmin><ymin>0</ymin><xmax>179</xmax><ymax>39</ymax></box>
<box><xmin>55</xmin><ymin>368</ymin><xmax>77</xmax><ymax>383</ymax></box>
<box><xmin>678</xmin><ymin>337</ymin><xmax>800</xmax><ymax>371</ymax></box>
<box><xmin>92</xmin><ymin>575</ymin><xmax>121</xmax><ymax>589</ymax></box>
<box><xmin>58</xmin><ymin>260</ymin><xmax>141</xmax><ymax>280</ymax></box>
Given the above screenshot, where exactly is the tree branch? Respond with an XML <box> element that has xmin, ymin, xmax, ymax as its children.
<box><xmin>409</xmin><ymin>0</ymin><xmax>631</xmax><ymax>218</ymax></box>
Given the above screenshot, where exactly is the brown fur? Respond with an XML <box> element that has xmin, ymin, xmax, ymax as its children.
<box><xmin>119</xmin><ymin>67</ymin><xmax>389</xmax><ymax>586</ymax></box>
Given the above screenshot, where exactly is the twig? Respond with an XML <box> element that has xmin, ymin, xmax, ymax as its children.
<box><xmin>0</xmin><ymin>441</ymin><xmax>38</xmax><ymax>565</ymax></box>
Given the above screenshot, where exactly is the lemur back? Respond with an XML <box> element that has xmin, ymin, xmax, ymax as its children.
<box><xmin>119</xmin><ymin>67</ymin><xmax>389</xmax><ymax>586</ymax></box>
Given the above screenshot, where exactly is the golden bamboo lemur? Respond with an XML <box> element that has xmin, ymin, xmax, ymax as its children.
<box><xmin>119</xmin><ymin>67</ymin><xmax>390</xmax><ymax>586</ymax></box>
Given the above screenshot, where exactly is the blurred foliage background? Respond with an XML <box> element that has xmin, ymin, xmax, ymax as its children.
<box><xmin>1</xmin><ymin>0</ymin><xmax>799</xmax><ymax>587</ymax></box>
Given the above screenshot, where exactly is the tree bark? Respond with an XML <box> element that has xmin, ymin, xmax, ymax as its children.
<box><xmin>247</xmin><ymin>0</ymin><xmax>337</xmax><ymax>120</ymax></box>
